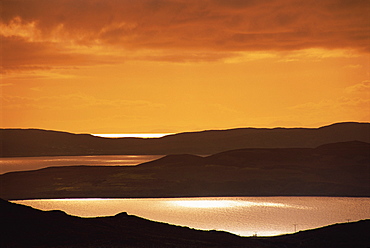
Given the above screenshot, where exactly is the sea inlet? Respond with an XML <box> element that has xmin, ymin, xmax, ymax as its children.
<box><xmin>13</xmin><ymin>197</ymin><xmax>370</xmax><ymax>237</ymax></box>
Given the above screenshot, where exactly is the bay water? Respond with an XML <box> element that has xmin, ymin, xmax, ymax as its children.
<box><xmin>13</xmin><ymin>197</ymin><xmax>370</xmax><ymax>237</ymax></box>
<box><xmin>0</xmin><ymin>155</ymin><xmax>163</xmax><ymax>174</ymax></box>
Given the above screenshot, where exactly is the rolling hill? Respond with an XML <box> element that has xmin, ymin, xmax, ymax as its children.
<box><xmin>1</xmin><ymin>141</ymin><xmax>368</xmax><ymax>200</ymax></box>
<box><xmin>1</xmin><ymin>122</ymin><xmax>369</xmax><ymax>157</ymax></box>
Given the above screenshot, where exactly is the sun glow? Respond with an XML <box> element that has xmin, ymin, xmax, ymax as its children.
<box><xmin>91</xmin><ymin>133</ymin><xmax>173</xmax><ymax>138</ymax></box>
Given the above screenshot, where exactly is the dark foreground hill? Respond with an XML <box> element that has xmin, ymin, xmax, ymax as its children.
<box><xmin>1</xmin><ymin>141</ymin><xmax>369</xmax><ymax>200</ymax></box>
<box><xmin>1</xmin><ymin>199</ymin><xmax>369</xmax><ymax>248</ymax></box>
<box><xmin>1</xmin><ymin>122</ymin><xmax>369</xmax><ymax>157</ymax></box>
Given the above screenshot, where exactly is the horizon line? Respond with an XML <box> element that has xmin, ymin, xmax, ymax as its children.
<box><xmin>91</xmin><ymin>133</ymin><xmax>175</xmax><ymax>138</ymax></box>
<box><xmin>1</xmin><ymin>121</ymin><xmax>368</xmax><ymax>137</ymax></box>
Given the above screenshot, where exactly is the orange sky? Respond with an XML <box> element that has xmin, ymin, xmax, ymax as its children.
<box><xmin>1</xmin><ymin>0</ymin><xmax>369</xmax><ymax>133</ymax></box>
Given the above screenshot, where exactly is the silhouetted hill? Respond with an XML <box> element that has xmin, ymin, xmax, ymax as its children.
<box><xmin>268</xmin><ymin>219</ymin><xmax>370</xmax><ymax>248</ymax></box>
<box><xmin>1</xmin><ymin>141</ymin><xmax>368</xmax><ymax>200</ymax></box>
<box><xmin>0</xmin><ymin>198</ymin><xmax>252</xmax><ymax>248</ymax></box>
<box><xmin>1</xmin><ymin>199</ymin><xmax>369</xmax><ymax>248</ymax></box>
<box><xmin>1</xmin><ymin>122</ymin><xmax>369</xmax><ymax>156</ymax></box>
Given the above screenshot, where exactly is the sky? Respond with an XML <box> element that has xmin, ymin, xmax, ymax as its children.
<box><xmin>1</xmin><ymin>0</ymin><xmax>369</xmax><ymax>134</ymax></box>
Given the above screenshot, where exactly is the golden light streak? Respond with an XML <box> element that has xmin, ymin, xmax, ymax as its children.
<box><xmin>91</xmin><ymin>133</ymin><xmax>174</xmax><ymax>138</ymax></box>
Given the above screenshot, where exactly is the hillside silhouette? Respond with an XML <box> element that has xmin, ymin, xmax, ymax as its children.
<box><xmin>1</xmin><ymin>199</ymin><xmax>369</xmax><ymax>248</ymax></box>
<box><xmin>1</xmin><ymin>122</ymin><xmax>369</xmax><ymax>157</ymax></box>
<box><xmin>1</xmin><ymin>141</ymin><xmax>368</xmax><ymax>200</ymax></box>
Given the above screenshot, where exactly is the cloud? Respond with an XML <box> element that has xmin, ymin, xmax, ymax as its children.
<box><xmin>1</xmin><ymin>94</ymin><xmax>165</xmax><ymax>110</ymax></box>
<box><xmin>344</xmin><ymin>80</ymin><xmax>370</xmax><ymax>95</ymax></box>
<box><xmin>1</xmin><ymin>0</ymin><xmax>369</xmax><ymax>72</ymax></box>
<box><xmin>291</xmin><ymin>81</ymin><xmax>370</xmax><ymax>112</ymax></box>
<box><xmin>0</xmin><ymin>35</ymin><xmax>125</xmax><ymax>73</ymax></box>
<box><xmin>288</xmin><ymin>80</ymin><xmax>370</xmax><ymax>122</ymax></box>
<box><xmin>343</xmin><ymin>64</ymin><xmax>362</xmax><ymax>69</ymax></box>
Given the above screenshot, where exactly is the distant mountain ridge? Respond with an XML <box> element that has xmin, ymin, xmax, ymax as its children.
<box><xmin>1</xmin><ymin>199</ymin><xmax>369</xmax><ymax>248</ymax></box>
<box><xmin>1</xmin><ymin>141</ymin><xmax>368</xmax><ymax>200</ymax></box>
<box><xmin>1</xmin><ymin>122</ymin><xmax>369</xmax><ymax>157</ymax></box>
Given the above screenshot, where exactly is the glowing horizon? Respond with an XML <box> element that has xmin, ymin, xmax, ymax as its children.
<box><xmin>92</xmin><ymin>133</ymin><xmax>174</xmax><ymax>138</ymax></box>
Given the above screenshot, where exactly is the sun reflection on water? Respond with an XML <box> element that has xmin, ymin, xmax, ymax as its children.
<box><xmin>13</xmin><ymin>197</ymin><xmax>368</xmax><ymax>237</ymax></box>
<box><xmin>171</xmin><ymin>200</ymin><xmax>240</xmax><ymax>208</ymax></box>
<box><xmin>169</xmin><ymin>199</ymin><xmax>308</xmax><ymax>209</ymax></box>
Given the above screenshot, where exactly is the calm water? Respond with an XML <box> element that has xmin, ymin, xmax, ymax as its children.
<box><xmin>0</xmin><ymin>155</ymin><xmax>163</xmax><ymax>174</ymax></box>
<box><xmin>13</xmin><ymin>197</ymin><xmax>370</xmax><ymax>237</ymax></box>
